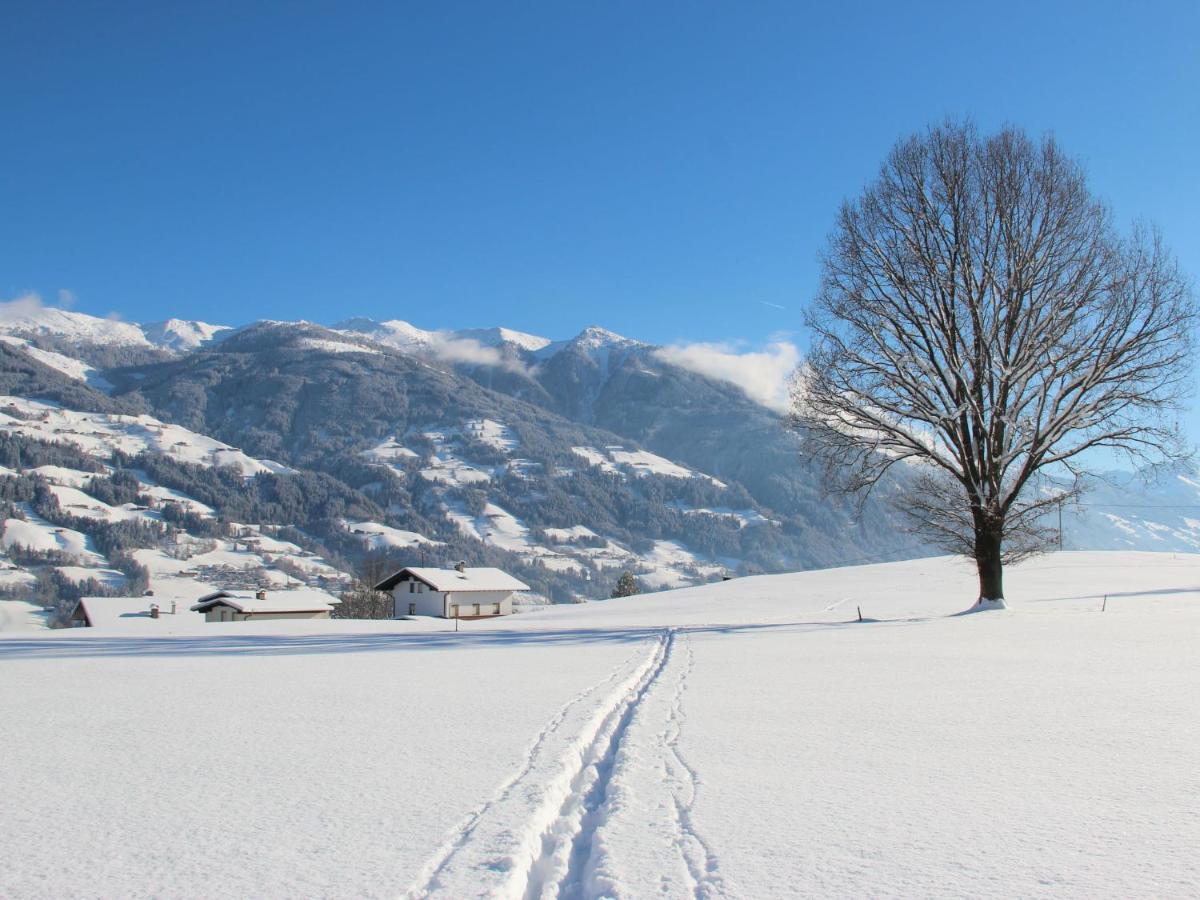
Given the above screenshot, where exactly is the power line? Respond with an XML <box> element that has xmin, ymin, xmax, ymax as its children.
<box><xmin>1069</xmin><ymin>503</ymin><xmax>1200</xmax><ymax>510</ymax></box>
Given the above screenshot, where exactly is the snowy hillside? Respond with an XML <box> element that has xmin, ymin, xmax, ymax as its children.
<box><xmin>0</xmin><ymin>304</ymin><xmax>151</xmax><ymax>347</ymax></box>
<box><xmin>334</xmin><ymin>318</ymin><xmax>554</xmax><ymax>356</ymax></box>
<box><xmin>0</xmin><ymin>304</ymin><xmax>230</xmax><ymax>353</ymax></box>
<box><xmin>140</xmin><ymin>318</ymin><xmax>232</xmax><ymax>350</ymax></box>
<box><xmin>0</xmin><ymin>395</ymin><xmax>349</xmax><ymax>621</ymax></box>
<box><xmin>0</xmin><ymin>335</ymin><xmax>112</xmax><ymax>390</ymax></box>
<box><xmin>1056</xmin><ymin>468</ymin><xmax>1200</xmax><ymax>551</ymax></box>
<box><xmin>2</xmin><ymin>551</ymin><xmax>1197</xmax><ymax>897</ymax></box>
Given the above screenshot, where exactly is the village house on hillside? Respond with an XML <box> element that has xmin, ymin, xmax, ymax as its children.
<box><xmin>190</xmin><ymin>588</ymin><xmax>338</xmax><ymax>622</ymax></box>
<box><xmin>375</xmin><ymin>563</ymin><xmax>529</xmax><ymax>618</ymax></box>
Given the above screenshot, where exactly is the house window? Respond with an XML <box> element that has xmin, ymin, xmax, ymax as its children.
<box><xmin>408</xmin><ymin>602</ymin><xmax>416</xmax><ymax>616</ymax></box>
<box><xmin>408</xmin><ymin>582</ymin><xmax>415</xmax><ymax>593</ymax></box>
<box><xmin>494</xmin><ymin>603</ymin><xmax>501</xmax><ymax>615</ymax></box>
<box><xmin>474</xmin><ymin>603</ymin><xmax>481</xmax><ymax>616</ymax></box>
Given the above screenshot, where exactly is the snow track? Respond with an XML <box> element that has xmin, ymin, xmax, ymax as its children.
<box><xmin>408</xmin><ymin>629</ymin><xmax>723</xmax><ymax>899</ymax></box>
<box><xmin>583</xmin><ymin>631</ymin><xmax>729</xmax><ymax>899</ymax></box>
<box><xmin>405</xmin><ymin>641</ymin><xmax>659</xmax><ymax>898</ymax></box>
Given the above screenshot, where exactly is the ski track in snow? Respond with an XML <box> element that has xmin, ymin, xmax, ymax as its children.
<box><xmin>407</xmin><ymin>628</ymin><xmax>724</xmax><ymax>900</ymax></box>
<box><xmin>581</xmin><ymin>631</ymin><xmax>729</xmax><ymax>900</ymax></box>
<box><xmin>820</xmin><ymin>596</ymin><xmax>851</xmax><ymax>614</ymax></box>
<box><xmin>405</xmin><ymin>634</ymin><xmax>665</xmax><ymax>898</ymax></box>
<box><xmin>660</xmin><ymin>635</ymin><xmax>724</xmax><ymax>898</ymax></box>
<box><xmin>530</xmin><ymin>633</ymin><xmax>674</xmax><ymax>900</ymax></box>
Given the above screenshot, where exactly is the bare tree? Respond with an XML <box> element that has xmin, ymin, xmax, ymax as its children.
<box><xmin>335</xmin><ymin>551</ymin><xmax>400</xmax><ymax>619</ymax></box>
<box><xmin>793</xmin><ymin>121</ymin><xmax>1195</xmax><ymax>606</ymax></box>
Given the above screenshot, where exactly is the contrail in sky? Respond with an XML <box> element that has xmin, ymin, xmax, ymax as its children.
<box><xmin>759</xmin><ymin>301</ymin><xmax>787</xmax><ymax>310</ymax></box>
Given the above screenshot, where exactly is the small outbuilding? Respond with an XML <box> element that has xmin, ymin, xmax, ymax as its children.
<box><xmin>374</xmin><ymin>563</ymin><xmax>529</xmax><ymax>618</ymax></box>
<box><xmin>189</xmin><ymin>588</ymin><xmax>337</xmax><ymax>622</ymax></box>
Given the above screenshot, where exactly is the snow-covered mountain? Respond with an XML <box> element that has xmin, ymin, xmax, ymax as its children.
<box><xmin>334</xmin><ymin>318</ymin><xmax>554</xmax><ymax>355</ymax></box>
<box><xmin>456</xmin><ymin>326</ymin><xmax>553</xmax><ymax>352</ymax></box>
<box><xmin>0</xmin><ymin>305</ymin><xmax>231</xmax><ymax>361</ymax></box>
<box><xmin>0</xmin><ymin>304</ymin><xmax>1193</xmax><ymax>627</ymax></box>
<box><xmin>333</xmin><ymin>317</ymin><xmax>439</xmax><ymax>352</ymax></box>
<box><xmin>0</xmin><ymin>305</ymin><xmax>151</xmax><ymax>348</ymax></box>
<box><xmin>532</xmin><ymin>325</ymin><xmax>643</xmax><ymax>361</ymax></box>
<box><xmin>140</xmin><ymin>318</ymin><xmax>232</xmax><ymax>351</ymax></box>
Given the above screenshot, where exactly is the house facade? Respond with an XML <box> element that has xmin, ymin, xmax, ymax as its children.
<box><xmin>374</xmin><ymin>564</ymin><xmax>530</xmax><ymax>618</ymax></box>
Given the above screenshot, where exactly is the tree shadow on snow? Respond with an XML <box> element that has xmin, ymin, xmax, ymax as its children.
<box><xmin>0</xmin><ymin>616</ymin><xmax>931</xmax><ymax>661</ymax></box>
<box><xmin>1027</xmin><ymin>585</ymin><xmax>1200</xmax><ymax>604</ymax></box>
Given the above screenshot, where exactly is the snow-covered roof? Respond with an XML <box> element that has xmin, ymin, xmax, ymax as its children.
<box><xmin>190</xmin><ymin>588</ymin><xmax>339</xmax><ymax>614</ymax></box>
<box><xmin>0</xmin><ymin>599</ymin><xmax>50</xmax><ymax>632</ymax></box>
<box><xmin>74</xmin><ymin>595</ymin><xmax>206</xmax><ymax>629</ymax></box>
<box><xmin>376</xmin><ymin>566</ymin><xmax>530</xmax><ymax>593</ymax></box>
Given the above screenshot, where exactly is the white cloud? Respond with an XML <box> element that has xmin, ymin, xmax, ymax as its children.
<box><xmin>0</xmin><ymin>291</ymin><xmax>48</xmax><ymax>323</ymax></box>
<box><xmin>428</xmin><ymin>335</ymin><xmax>531</xmax><ymax>376</ymax></box>
<box><xmin>654</xmin><ymin>339</ymin><xmax>800</xmax><ymax>413</ymax></box>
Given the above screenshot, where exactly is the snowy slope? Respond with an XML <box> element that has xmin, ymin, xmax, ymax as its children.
<box><xmin>0</xmin><ymin>395</ymin><xmax>293</xmax><ymax>475</ymax></box>
<box><xmin>0</xmin><ymin>305</ymin><xmax>229</xmax><ymax>353</ymax></box>
<box><xmin>141</xmin><ymin>318</ymin><xmax>232</xmax><ymax>350</ymax></box>
<box><xmin>0</xmin><ymin>305</ymin><xmax>151</xmax><ymax>346</ymax></box>
<box><xmin>333</xmin><ymin>317</ymin><xmax>438</xmax><ymax>351</ymax></box>
<box><xmin>2</xmin><ymin>551</ymin><xmax>1197</xmax><ymax>897</ymax></box>
<box><xmin>1056</xmin><ymin>468</ymin><xmax>1200</xmax><ymax>552</ymax></box>
<box><xmin>335</xmin><ymin>318</ymin><xmax>552</xmax><ymax>354</ymax></box>
<box><xmin>531</xmin><ymin>325</ymin><xmax>643</xmax><ymax>365</ymax></box>
<box><xmin>0</xmin><ymin>335</ymin><xmax>113</xmax><ymax>390</ymax></box>
<box><xmin>455</xmin><ymin>326</ymin><xmax>552</xmax><ymax>352</ymax></box>
<box><xmin>334</xmin><ymin>319</ymin><xmax>647</xmax><ymax>368</ymax></box>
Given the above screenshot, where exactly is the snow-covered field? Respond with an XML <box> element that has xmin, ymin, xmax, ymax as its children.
<box><xmin>2</xmin><ymin>551</ymin><xmax>1198</xmax><ymax>898</ymax></box>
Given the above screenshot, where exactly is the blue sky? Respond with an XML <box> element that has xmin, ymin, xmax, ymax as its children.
<box><xmin>2</xmin><ymin>1</ymin><xmax>1197</xmax><ymax>356</ymax></box>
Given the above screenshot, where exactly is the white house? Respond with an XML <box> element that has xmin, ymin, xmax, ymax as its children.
<box><xmin>189</xmin><ymin>588</ymin><xmax>338</xmax><ymax>622</ymax></box>
<box><xmin>374</xmin><ymin>563</ymin><xmax>529</xmax><ymax>618</ymax></box>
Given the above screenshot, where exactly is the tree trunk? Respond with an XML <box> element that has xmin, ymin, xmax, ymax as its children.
<box><xmin>974</xmin><ymin>519</ymin><xmax>1005</xmax><ymax>606</ymax></box>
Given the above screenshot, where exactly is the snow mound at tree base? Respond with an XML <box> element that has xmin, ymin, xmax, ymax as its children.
<box><xmin>953</xmin><ymin>596</ymin><xmax>1009</xmax><ymax>615</ymax></box>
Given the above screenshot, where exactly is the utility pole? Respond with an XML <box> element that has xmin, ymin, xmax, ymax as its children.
<box><xmin>1058</xmin><ymin>499</ymin><xmax>1064</xmax><ymax>552</ymax></box>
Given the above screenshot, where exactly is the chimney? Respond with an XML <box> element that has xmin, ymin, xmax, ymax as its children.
<box><xmin>455</xmin><ymin>561</ymin><xmax>466</xmax><ymax>573</ymax></box>
<box><xmin>256</xmin><ymin>590</ymin><xmax>267</xmax><ymax>601</ymax></box>
<box><xmin>149</xmin><ymin>603</ymin><xmax>160</xmax><ymax>619</ymax></box>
